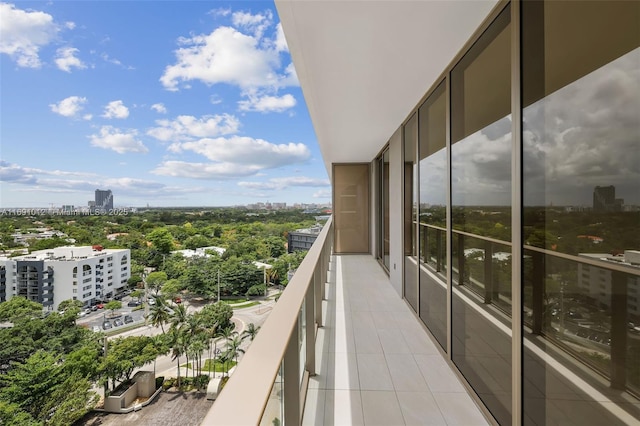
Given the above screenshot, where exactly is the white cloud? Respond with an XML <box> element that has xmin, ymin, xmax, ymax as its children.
<box><xmin>232</xmin><ymin>10</ymin><xmax>272</xmax><ymax>38</ymax></box>
<box><xmin>313</xmin><ymin>190</ymin><xmax>331</xmax><ymax>199</ymax></box>
<box><xmin>0</xmin><ymin>3</ymin><xmax>59</xmax><ymax>68</ymax></box>
<box><xmin>55</xmin><ymin>46</ymin><xmax>86</xmax><ymax>72</ymax></box>
<box><xmin>64</xmin><ymin>21</ymin><xmax>76</xmax><ymax>30</ymax></box>
<box><xmin>160</xmin><ymin>17</ymin><xmax>296</xmax><ymax>94</ymax></box>
<box><xmin>274</xmin><ymin>23</ymin><xmax>288</xmax><ymax>53</ymax></box>
<box><xmin>102</xmin><ymin>100</ymin><xmax>130</xmax><ymax>119</ymax></box>
<box><xmin>89</xmin><ymin>126</ymin><xmax>148</xmax><ymax>154</ymax></box>
<box><xmin>238</xmin><ymin>93</ymin><xmax>296</xmax><ymax>113</ymax></box>
<box><xmin>238</xmin><ymin>176</ymin><xmax>329</xmax><ymax>190</ymax></box>
<box><xmin>153</xmin><ymin>137</ymin><xmax>311</xmax><ymax>180</ymax></box>
<box><xmin>50</xmin><ymin>96</ymin><xmax>87</xmax><ymax>118</ymax></box>
<box><xmin>83</xmin><ymin>114</ymin><xmax>93</xmax><ymax>121</ymax></box>
<box><xmin>0</xmin><ymin>160</ymin><xmax>207</xmax><ymax>200</ymax></box>
<box><xmin>175</xmin><ymin>136</ymin><xmax>310</xmax><ymax>168</ymax></box>
<box><xmin>151</xmin><ymin>103</ymin><xmax>167</xmax><ymax>114</ymax></box>
<box><xmin>147</xmin><ymin>114</ymin><xmax>240</xmax><ymax>142</ymax></box>
<box><xmin>152</xmin><ymin>161</ymin><xmax>262</xmax><ymax>179</ymax></box>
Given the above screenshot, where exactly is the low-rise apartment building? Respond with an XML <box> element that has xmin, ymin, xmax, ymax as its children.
<box><xmin>0</xmin><ymin>246</ymin><xmax>130</xmax><ymax>311</ymax></box>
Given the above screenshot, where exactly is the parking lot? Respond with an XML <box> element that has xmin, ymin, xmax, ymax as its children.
<box><xmin>77</xmin><ymin>294</ymin><xmax>147</xmax><ymax>332</ymax></box>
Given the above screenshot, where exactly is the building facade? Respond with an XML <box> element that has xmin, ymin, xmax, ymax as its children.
<box><xmin>94</xmin><ymin>189</ymin><xmax>113</xmax><ymax>212</ymax></box>
<box><xmin>277</xmin><ymin>0</ymin><xmax>639</xmax><ymax>424</ymax></box>
<box><xmin>287</xmin><ymin>225</ymin><xmax>323</xmax><ymax>253</ymax></box>
<box><xmin>0</xmin><ymin>246</ymin><xmax>130</xmax><ymax>311</ymax></box>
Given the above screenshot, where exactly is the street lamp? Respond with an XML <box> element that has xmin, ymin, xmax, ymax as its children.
<box><xmin>143</xmin><ymin>268</ymin><xmax>151</xmax><ymax>326</ymax></box>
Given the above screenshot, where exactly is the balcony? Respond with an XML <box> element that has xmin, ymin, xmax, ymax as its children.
<box><xmin>204</xmin><ymin>218</ymin><xmax>488</xmax><ymax>425</ymax></box>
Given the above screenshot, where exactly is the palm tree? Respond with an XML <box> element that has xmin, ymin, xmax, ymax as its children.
<box><xmin>188</xmin><ymin>337</ymin><xmax>207</xmax><ymax>377</ymax></box>
<box><xmin>169</xmin><ymin>303</ymin><xmax>188</xmax><ymax>332</ymax></box>
<box><xmin>219</xmin><ymin>325</ymin><xmax>237</xmax><ymax>341</ymax></box>
<box><xmin>224</xmin><ymin>334</ymin><xmax>245</xmax><ymax>374</ymax></box>
<box><xmin>204</xmin><ymin>322</ymin><xmax>219</xmax><ymax>375</ymax></box>
<box><xmin>241</xmin><ymin>322</ymin><xmax>261</xmax><ymax>342</ymax></box>
<box><xmin>151</xmin><ymin>333</ymin><xmax>170</xmax><ymax>374</ymax></box>
<box><xmin>148</xmin><ymin>296</ymin><xmax>170</xmax><ymax>333</ymax></box>
<box><xmin>170</xmin><ymin>327</ymin><xmax>187</xmax><ymax>386</ymax></box>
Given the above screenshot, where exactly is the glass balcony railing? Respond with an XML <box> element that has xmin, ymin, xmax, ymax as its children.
<box><xmin>203</xmin><ymin>217</ymin><xmax>333</xmax><ymax>425</ymax></box>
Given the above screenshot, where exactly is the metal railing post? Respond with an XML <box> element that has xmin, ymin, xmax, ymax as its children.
<box><xmin>283</xmin><ymin>320</ymin><xmax>301</xmax><ymax>426</ymax></box>
<box><xmin>306</xmin><ymin>283</ymin><xmax>316</xmax><ymax>376</ymax></box>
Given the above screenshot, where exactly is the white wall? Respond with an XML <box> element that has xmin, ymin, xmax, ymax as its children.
<box><xmin>388</xmin><ymin>126</ymin><xmax>403</xmax><ymax>297</ymax></box>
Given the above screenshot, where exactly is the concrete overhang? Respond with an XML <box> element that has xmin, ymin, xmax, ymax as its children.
<box><xmin>276</xmin><ymin>0</ymin><xmax>499</xmax><ymax>176</ymax></box>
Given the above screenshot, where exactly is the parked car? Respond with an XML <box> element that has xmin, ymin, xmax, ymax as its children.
<box><xmin>83</xmin><ymin>308</ymin><xmax>92</xmax><ymax>315</ymax></box>
<box><xmin>124</xmin><ymin>315</ymin><xmax>134</xmax><ymax>324</ymax></box>
<box><xmin>92</xmin><ymin>326</ymin><xmax>102</xmax><ymax>333</ymax></box>
<box><xmin>148</xmin><ymin>298</ymin><xmax>156</xmax><ymax>306</ymax></box>
<box><xmin>127</xmin><ymin>300</ymin><xmax>141</xmax><ymax>307</ymax></box>
<box><xmin>113</xmin><ymin>318</ymin><xmax>123</xmax><ymax>327</ymax></box>
<box><xmin>96</xmin><ymin>303</ymin><xmax>104</xmax><ymax>309</ymax></box>
<box><xmin>91</xmin><ymin>305</ymin><xmax>98</xmax><ymax>311</ymax></box>
<box><xmin>102</xmin><ymin>321</ymin><xmax>112</xmax><ymax>330</ymax></box>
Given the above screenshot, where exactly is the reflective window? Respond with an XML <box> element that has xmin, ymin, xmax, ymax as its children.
<box><xmin>522</xmin><ymin>1</ymin><xmax>640</xmax><ymax>424</ymax></box>
<box><xmin>404</xmin><ymin>115</ymin><xmax>419</xmax><ymax>311</ymax></box>
<box><xmin>418</xmin><ymin>82</ymin><xmax>447</xmax><ymax>348</ymax></box>
<box><xmin>450</xmin><ymin>5</ymin><xmax>512</xmax><ymax>424</ymax></box>
<box><xmin>381</xmin><ymin>150</ymin><xmax>390</xmax><ymax>270</ymax></box>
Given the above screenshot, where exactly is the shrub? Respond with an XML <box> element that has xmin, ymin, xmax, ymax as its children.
<box><xmin>162</xmin><ymin>378</ymin><xmax>174</xmax><ymax>391</ymax></box>
<box><xmin>155</xmin><ymin>376</ymin><xmax>164</xmax><ymax>390</ymax></box>
<box><xmin>246</xmin><ymin>284</ymin><xmax>266</xmax><ymax>297</ymax></box>
<box><xmin>195</xmin><ymin>374</ymin><xmax>210</xmax><ymax>390</ymax></box>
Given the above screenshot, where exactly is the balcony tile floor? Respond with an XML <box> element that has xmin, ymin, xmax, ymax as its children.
<box><xmin>303</xmin><ymin>255</ymin><xmax>490</xmax><ymax>426</ymax></box>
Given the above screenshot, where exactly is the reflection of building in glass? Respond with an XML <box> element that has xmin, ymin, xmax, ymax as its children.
<box><xmin>593</xmin><ymin>185</ymin><xmax>624</xmax><ymax>212</ymax></box>
<box><xmin>579</xmin><ymin>251</ymin><xmax>640</xmax><ymax>318</ymax></box>
<box><xmin>94</xmin><ymin>189</ymin><xmax>113</xmax><ymax>212</ymax></box>
<box><xmin>0</xmin><ymin>246</ymin><xmax>130</xmax><ymax>310</ymax></box>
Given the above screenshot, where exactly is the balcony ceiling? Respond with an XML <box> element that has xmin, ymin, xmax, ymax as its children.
<box><xmin>276</xmin><ymin>0</ymin><xmax>498</xmax><ymax>176</ymax></box>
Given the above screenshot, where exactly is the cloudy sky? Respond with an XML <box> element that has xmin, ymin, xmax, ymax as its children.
<box><xmin>0</xmin><ymin>1</ymin><xmax>330</xmax><ymax>208</ymax></box>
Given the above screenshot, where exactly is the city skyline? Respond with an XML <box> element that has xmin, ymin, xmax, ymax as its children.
<box><xmin>0</xmin><ymin>1</ymin><xmax>331</xmax><ymax>208</ymax></box>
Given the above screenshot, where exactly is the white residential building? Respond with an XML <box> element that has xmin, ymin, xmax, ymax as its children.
<box><xmin>0</xmin><ymin>246</ymin><xmax>130</xmax><ymax>310</ymax></box>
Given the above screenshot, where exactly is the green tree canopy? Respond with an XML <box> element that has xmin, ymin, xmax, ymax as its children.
<box><xmin>147</xmin><ymin>227</ymin><xmax>174</xmax><ymax>254</ymax></box>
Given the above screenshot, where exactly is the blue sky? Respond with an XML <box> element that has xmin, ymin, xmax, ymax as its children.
<box><xmin>0</xmin><ymin>1</ymin><xmax>330</xmax><ymax>208</ymax></box>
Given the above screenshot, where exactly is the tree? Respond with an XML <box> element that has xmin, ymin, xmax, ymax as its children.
<box><xmin>197</xmin><ymin>301</ymin><xmax>233</xmax><ymax>331</ymax></box>
<box><xmin>148</xmin><ymin>296</ymin><xmax>171</xmax><ymax>333</ymax></box>
<box><xmin>41</xmin><ymin>374</ymin><xmax>99</xmax><ymax>426</ymax></box>
<box><xmin>147</xmin><ymin>228</ymin><xmax>174</xmax><ymax>254</ymax></box>
<box><xmin>161</xmin><ymin>278</ymin><xmax>182</xmax><ymax>301</ymax></box>
<box><xmin>170</xmin><ymin>303</ymin><xmax>189</xmax><ymax>331</ymax></box>
<box><xmin>184</xmin><ymin>235</ymin><xmax>212</xmax><ymax>250</ymax></box>
<box><xmin>100</xmin><ymin>336</ymin><xmax>159</xmax><ymax>390</ymax></box>
<box><xmin>146</xmin><ymin>271</ymin><xmax>168</xmax><ymax>296</ymax></box>
<box><xmin>0</xmin><ymin>401</ymin><xmax>38</xmax><ymax>426</ymax></box>
<box><xmin>0</xmin><ymin>350</ymin><xmax>64</xmax><ymax>419</ymax></box>
<box><xmin>0</xmin><ymin>297</ymin><xmax>42</xmax><ymax>322</ymax></box>
<box><xmin>105</xmin><ymin>300</ymin><xmax>122</xmax><ymax>317</ymax></box>
<box><xmin>223</xmin><ymin>334</ymin><xmax>245</xmax><ymax>372</ymax></box>
<box><xmin>241</xmin><ymin>322</ymin><xmax>261</xmax><ymax>342</ymax></box>
<box><xmin>169</xmin><ymin>327</ymin><xmax>187</xmax><ymax>386</ymax></box>
<box><xmin>57</xmin><ymin>299</ymin><xmax>83</xmax><ymax>313</ymax></box>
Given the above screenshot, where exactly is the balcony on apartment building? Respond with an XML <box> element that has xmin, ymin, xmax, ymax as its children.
<box><xmin>205</xmin><ymin>218</ymin><xmax>490</xmax><ymax>425</ymax></box>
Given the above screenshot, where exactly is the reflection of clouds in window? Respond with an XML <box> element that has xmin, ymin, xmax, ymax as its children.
<box><xmin>524</xmin><ymin>47</ymin><xmax>639</xmax><ymax>206</ymax></box>
<box><xmin>452</xmin><ymin>115</ymin><xmax>512</xmax><ymax>206</ymax></box>
<box><xmin>419</xmin><ymin>148</ymin><xmax>446</xmax><ymax>205</ymax></box>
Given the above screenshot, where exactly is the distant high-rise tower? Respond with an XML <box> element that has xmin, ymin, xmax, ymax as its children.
<box><xmin>95</xmin><ymin>189</ymin><xmax>113</xmax><ymax>212</ymax></box>
<box><xmin>593</xmin><ymin>185</ymin><xmax>622</xmax><ymax>212</ymax></box>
